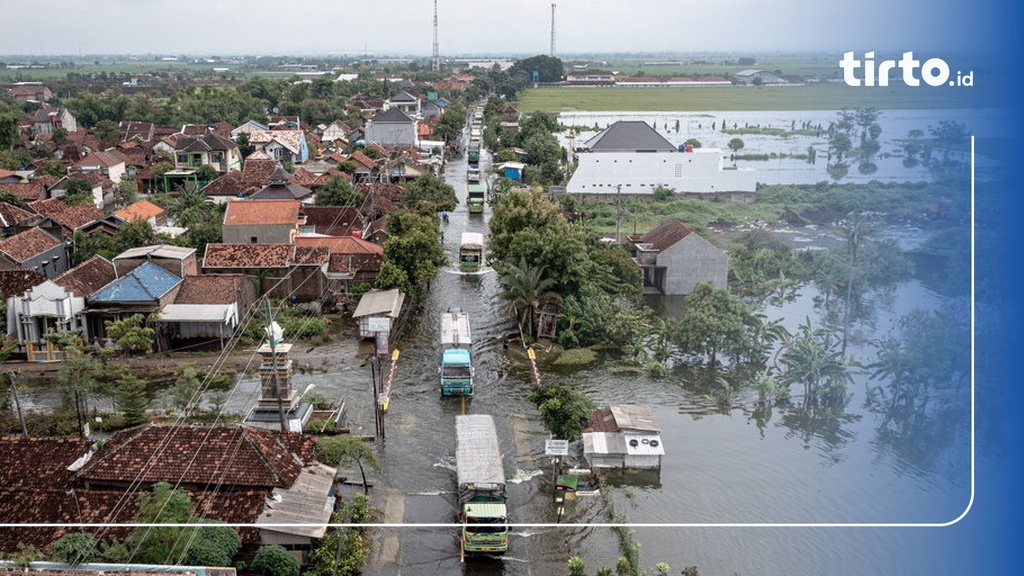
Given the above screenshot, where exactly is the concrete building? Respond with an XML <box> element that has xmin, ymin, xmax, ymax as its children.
<box><xmin>628</xmin><ymin>218</ymin><xmax>728</xmax><ymax>295</ymax></box>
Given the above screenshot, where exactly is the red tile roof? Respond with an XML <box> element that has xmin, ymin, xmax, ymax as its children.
<box><xmin>640</xmin><ymin>218</ymin><xmax>693</xmax><ymax>252</ymax></box>
<box><xmin>52</xmin><ymin>255</ymin><xmax>116</xmax><ymax>296</ymax></box>
<box><xmin>114</xmin><ymin>199</ymin><xmax>165</xmax><ymax>222</ymax></box>
<box><xmin>0</xmin><ymin>226</ymin><xmax>62</xmax><ymax>263</ymax></box>
<box><xmin>223</xmin><ymin>199</ymin><xmax>300</xmax><ymax>226</ymax></box>
<box><xmin>299</xmin><ymin>205</ymin><xmax>365</xmax><ymax>236</ymax></box>
<box><xmin>203</xmin><ymin>243</ymin><xmax>298</xmax><ymax>268</ymax></box>
<box><xmin>0</xmin><ymin>179</ymin><xmax>50</xmax><ymax>203</ymax></box>
<box><xmin>241</xmin><ymin>157</ymin><xmax>280</xmax><ymax>185</ymax></box>
<box><xmin>174</xmin><ymin>274</ymin><xmax>248</xmax><ymax>304</ymax></box>
<box><xmin>0</xmin><ymin>268</ymin><xmax>47</xmax><ymax>297</ymax></box>
<box><xmin>76</xmin><ymin>423</ymin><xmax>315</xmax><ymax>489</ymax></box>
<box><xmin>295</xmin><ymin>235</ymin><xmax>383</xmax><ymax>255</ymax></box>
<box><xmin>0</xmin><ymin>201</ymin><xmax>34</xmax><ymax>227</ymax></box>
<box><xmin>202</xmin><ymin>170</ymin><xmax>257</xmax><ymax>199</ymax></box>
<box><xmin>29</xmin><ymin>198</ymin><xmax>104</xmax><ymax>233</ymax></box>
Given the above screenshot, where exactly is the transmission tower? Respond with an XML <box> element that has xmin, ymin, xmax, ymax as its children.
<box><xmin>550</xmin><ymin>3</ymin><xmax>556</xmax><ymax>57</ymax></box>
<box><xmin>432</xmin><ymin>0</ymin><xmax>440</xmax><ymax>72</ymax></box>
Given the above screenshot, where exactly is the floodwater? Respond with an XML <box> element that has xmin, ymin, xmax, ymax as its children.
<box><xmin>558</xmin><ymin>108</ymin><xmax>1001</xmax><ymax>185</ymax></box>
<box><xmin>6</xmin><ymin>111</ymin><xmax>973</xmax><ymax>574</ymax></box>
<box><xmin>223</xmin><ymin>122</ymin><xmax>971</xmax><ymax>574</ymax></box>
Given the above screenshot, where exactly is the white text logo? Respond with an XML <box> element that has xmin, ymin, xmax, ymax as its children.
<box><xmin>840</xmin><ymin>52</ymin><xmax>973</xmax><ymax>87</ymax></box>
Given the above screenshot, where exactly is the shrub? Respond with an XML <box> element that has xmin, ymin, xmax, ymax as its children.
<box><xmin>251</xmin><ymin>545</ymin><xmax>300</xmax><ymax>576</ymax></box>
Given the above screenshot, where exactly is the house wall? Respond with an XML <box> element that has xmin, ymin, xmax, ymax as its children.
<box><xmin>113</xmin><ymin>254</ymin><xmax>196</xmax><ymax>278</ymax></box>
<box><xmin>658</xmin><ymin>234</ymin><xmax>728</xmax><ymax>295</ymax></box>
<box><xmin>566</xmin><ymin>150</ymin><xmax>756</xmax><ymax>196</ymax></box>
<box><xmin>223</xmin><ymin>223</ymin><xmax>295</xmax><ymax>244</ymax></box>
<box><xmin>365</xmin><ymin>122</ymin><xmax>416</xmax><ymax>147</ymax></box>
<box><xmin>16</xmin><ymin>244</ymin><xmax>70</xmax><ymax>279</ymax></box>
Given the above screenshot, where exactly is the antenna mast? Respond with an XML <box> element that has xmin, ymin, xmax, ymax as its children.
<box><xmin>550</xmin><ymin>3</ymin><xmax>556</xmax><ymax>56</ymax></box>
<box><xmin>432</xmin><ymin>0</ymin><xmax>440</xmax><ymax>71</ymax></box>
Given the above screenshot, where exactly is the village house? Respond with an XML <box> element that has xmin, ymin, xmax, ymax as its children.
<box><xmin>628</xmin><ymin>218</ymin><xmax>728</xmax><ymax>295</ymax></box>
<box><xmin>365</xmin><ymin>108</ymin><xmax>417</xmax><ymax>148</ymax></box>
<box><xmin>582</xmin><ymin>404</ymin><xmax>665</xmax><ymax>470</ymax></box>
<box><xmin>155</xmin><ymin>273</ymin><xmax>255</xmax><ymax>351</ymax></box>
<box><xmin>249</xmin><ymin>166</ymin><xmax>314</xmax><ymax>202</ymax></box>
<box><xmin>112</xmin><ymin>244</ymin><xmax>197</xmax><ymax>278</ymax></box>
<box><xmin>222</xmin><ymin>199</ymin><xmax>304</xmax><ymax>244</ymax></box>
<box><xmin>202</xmin><ymin>243</ymin><xmax>329</xmax><ymax>302</ymax></box>
<box><xmin>113</xmin><ymin>199</ymin><xmax>168</xmax><ymax>227</ymax></box>
<box><xmin>5</xmin><ymin>255</ymin><xmax>116</xmax><ymax>360</ymax></box>
<box><xmin>294</xmin><ymin>235</ymin><xmax>384</xmax><ymax>300</ymax></box>
<box><xmin>384</xmin><ymin>90</ymin><xmax>421</xmax><ymax>117</ymax></box>
<box><xmin>31</xmin><ymin>106</ymin><xmax>78</xmax><ymax>135</ymax></box>
<box><xmin>6</xmin><ymin>82</ymin><xmax>53</xmax><ymax>103</ymax></box>
<box><xmin>0</xmin><ymin>425</ymin><xmax>336</xmax><ymax>563</ymax></box>
<box><xmin>173</xmin><ymin>132</ymin><xmax>242</xmax><ymax>174</ymax></box>
<box><xmin>80</xmin><ymin>260</ymin><xmax>182</xmax><ymax>345</ymax></box>
<box><xmin>248</xmin><ymin>129</ymin><xmax>309</xmax><ymax>164</ymax></box>
<box><xmin>69</xmin><ymin>151</ymin><xmax>126</xmax><ymax>185</ymax></box>
<box><xmin>0</xmin><ymin>226</ymin><xmax>67</xmax><ymax>278</ymax></box>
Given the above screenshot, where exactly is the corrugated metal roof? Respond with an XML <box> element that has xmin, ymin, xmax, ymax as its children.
<box><xmin>623</xmin><ymin>433</ymin><xmax>665</xmax><ymax>456</ymax></box>
<box><xmin>115</xmin><ymin>244</ymin><xmax>195</xmax><ymax>261</ymax></box>
<box><xmin>159</xmin><ymin>303</ymin><xmax>232</xmax><ymax>323</ymax></box>
<box><xmin>440</xmin><ymin>311</ymin><xmax>472</xmax><ymax>346</ymax></box>
<box><xmin>89</xmin><ymin>261</ymin><xmax>181</xmax><ymax>303</ymax></box>
<box><xmin>463</xmin><ymin>502</ymin><xmax>507</xmax><ymax>518</ymax></box>
<box><xmin>352</xmin><ymin>288</ymin><xmax>404</xmax><ymax>318</ymax></box>
<box><xmin>609</xmin><ymin>405</ymin><xmax>661</xmax><ymax>433</ymax></box>
<box><xmin>582</xmin><ymin>121</ymin><xmax>676</xmax><ymax>152</ymax></box>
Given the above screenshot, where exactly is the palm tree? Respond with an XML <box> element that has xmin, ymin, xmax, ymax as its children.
<box><xmin>497</xmin><ymin>257</ymin><xmax>561</xmax><ymax>340</ymax></box>
<box><xmin>170</xmin><ymin>181</ymin><xmax>214</xmax><ymax>228</ymax></box>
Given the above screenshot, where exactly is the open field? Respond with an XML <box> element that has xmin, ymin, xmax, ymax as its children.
<box><xmin>588</xmin><ymin>54</ymin><xmax>843</xmax><ymax>80</ymax></box>
<box><xmin>516</xmin><ymin>84</ymin><xmax>992</xmax><ymax>112</ymax></box>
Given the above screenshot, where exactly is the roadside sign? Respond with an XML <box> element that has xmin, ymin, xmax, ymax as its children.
<box><xmin>545</xmin><ymin>439</ymin><xmax>569</xmax><ymax>456</ymax></box>
<box><xmin>368</xmin><ymin>317</ymin><xmax>391</xmax><ymax>332</ymax></box>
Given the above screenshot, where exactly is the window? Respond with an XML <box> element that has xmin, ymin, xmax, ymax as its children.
<box><xmin>250</xmin><ymin>236</ymin><xmax>258</xmax><ymax>244</ymax></box>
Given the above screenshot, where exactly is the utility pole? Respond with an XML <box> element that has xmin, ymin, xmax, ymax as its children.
<box><xmin>550</xmin><ymin>3</ymin><xmax>556</xmax><ymax>57</ymax></box>
<box><xmin>615</xmin><ymin>184</ymin><xmax>623</xmax><ymax>243</ymax></box>
<box><xmin>9</xmin><ymin>371</ymin><xmax>28</xmax><ymax>437</ymax></box>
<box><xmin>432</xmin><ymin>0</ymin><xmax>440</xmax><ymax>72</ymax></box>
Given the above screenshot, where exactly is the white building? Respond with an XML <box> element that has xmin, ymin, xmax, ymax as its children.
<box><xmin>566</xmin><ymin>121</ymin><xmax>756</xmax><ymax>201</ymax></box>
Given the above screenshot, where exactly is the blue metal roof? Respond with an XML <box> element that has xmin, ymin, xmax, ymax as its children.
<box><xmin>443</xmin><ymin>348</ymin><xmax>472</xmax><ymax>365</ymax></box>
<box><xmin>90</xmin><ymin>261</ymin><xmax>181</xmax><ymax>303</ymax></box>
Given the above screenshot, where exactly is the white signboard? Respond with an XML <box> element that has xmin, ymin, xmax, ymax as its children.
<box><xmin>545</xmin><ymin>439</ymin><xmax>569</xmax><ymax>456</ymax></box>
<box><xmin>368</xmin><ymin>317</ymin><xmax>391</xmax><ymax>332</ymax></box>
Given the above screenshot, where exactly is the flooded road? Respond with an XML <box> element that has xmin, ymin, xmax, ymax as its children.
<box><xmin>222</xmin><ymin>125</ymin><xmax>972</xmax><ymax>574</ymax></box>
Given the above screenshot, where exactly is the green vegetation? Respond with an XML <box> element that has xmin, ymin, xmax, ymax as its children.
<box><xmin>314</xmin><ymin>435</ymin><xmax>379</xmax><ymax>495</ymax></box>
<box><xmin>527</xmin><ymin>383</ymin><xmax>595</xmax><ymax>440</ymax></box>
<box><xmin>306</xmin><ymin>494</ymin><xmax>374</xmax><ymax>576</ymax></box>
<box><xmin>250</xmin><ymin>545</ymin><xmax>301</xmax><ymax>576</ymax></box>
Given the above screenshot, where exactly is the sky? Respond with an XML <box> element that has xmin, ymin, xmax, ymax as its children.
<box><xmin>1</xmin><ymin>0</ymin><xmax>988</xmax><ymax>58</ymax></box>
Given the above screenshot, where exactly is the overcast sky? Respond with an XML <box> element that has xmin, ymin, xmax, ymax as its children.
<box><xmin>2</xmin><ymin>0</ymin><xmax>987</xmax><ymax>57</ymax></box>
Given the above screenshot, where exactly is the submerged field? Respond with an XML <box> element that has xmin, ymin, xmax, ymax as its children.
<box><xmin>516</xmin><ymin>84</ymin><xmax>989</xmax><ymax>112</ymax></box>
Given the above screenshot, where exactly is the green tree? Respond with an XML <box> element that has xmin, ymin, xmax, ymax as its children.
<box><xmin>125</xmin><ymin>482</ymin><xmax>241</xmax><ymax>566</ymax></box>
<box><xmin>306</xmin><ymin>497</ymin><xmax>373</xmax><ymax>576</ymax></box>
<box><xmin>727</xmin><ymin>137</ymin><xmax>745</xmax><ymax>154</ymax></box>
<box><xmin>509</xmin><ymin>55</ymin><xmax>564</xmax><ymax>83</ymax></box>
<box><xmin>64</xmin><ymin>177</ymin><xmax>95</xmax><ymax>206</ymax></box>
<box><xmin>114</xmin><ymin>178</ymin><xmax>138</xmax><ymax>208</ymax></box>
<box><xmin>683</xmin><ymin>137</ymin><xmax>702</xmax><ymax>149</ymax></box>
<box><xmin>528</xmin><ymin>383</ymin><xmax>595</xmax><ymax>441</ymax></box>
<box><xmin>166</xmin><ymin>363</ymin><xmax>203</xmax><ymax>417</ymax></box>
<box><xmin>374</xmin><ymin>260</ymin><xmax>411</xmax><ymax>293</ymax></box>
<box><xmin>251</xmin><ymin>545</ymin><xmax>301</xmax><ymax>576</ymax></box>
<box><xmin>675</xmin><ymin>282</ymin><xmax>754</xmax><ymax>366</ymax></box>
<box><xmin>105</xmin><ymin>313</ymin><xmax>155</xmax><ymax>357</ymax></box>
<box><xmin>315</xmin><ymin>174</ymin><xmax>362</xmax><ymax>206</ymax></box>
<box><xmin>36</xmin><ymin>160</ymin><xmax>68</xmax><ymax>177</ymax></box>
<box><xmin>49</xmin><ymin>532</ymin><xmax>99</xmax><ymax>565</ymax></box>
<box><xmin>314</xmin><ymin>435</ymin><xmax>380</xmax><ymax>495</ymax></box>
<box><xmin>400</xmin><ymin>172</ymin><xmax>457</xmax><ymax>213</ymax></box>
<box><xmin>112</xmin><ymin>373</ymin><xmax>150</xmax><ymax>425</ymax></box>
<box><xmin>497</xmin><ymin>256</ymin><xmax>562</xmax><ymax>339</ymax></box>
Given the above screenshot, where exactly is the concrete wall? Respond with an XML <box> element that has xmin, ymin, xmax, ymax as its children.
<box><xmin>365</xmin><ymin>122</ymin><xmax>416</xmax><ymax>147</ymax></box>
<box><xmin>223</xmin><ymin>223</ymin><xmax>294</xmax><ymax>244</ymax></box>
<box><xmin>659</xmin><ymin>234</ymin><xmax>728</xmax><ymax>295</ymax></box>
<box><xmin>566</xmin><ymin>150</ymin><xmax>756</xmax><ymax>196</ymax></box>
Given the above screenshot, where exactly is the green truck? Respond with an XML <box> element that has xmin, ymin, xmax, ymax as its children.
<box><xmin>467</xmin><ymin>183</ymin><xmax>486</xmax><ymax>214</ymax></box>
<box><xmin>456</xmin><ymin>414</ymin><xmax>508</xmax><ymax>556</ymax></box>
